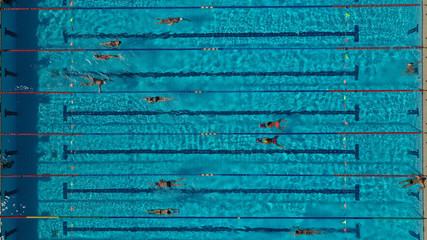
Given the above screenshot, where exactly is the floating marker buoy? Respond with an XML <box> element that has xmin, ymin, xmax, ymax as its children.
<box><xmin>71</xmin><ymin>125</ymin><xmax>74</xmax><ymax>128</ymax></box>
<box><xmin>344</xmin><ymin>229</ymin><xmax>347</xmax><ymax>233</ymax></box>
<box><xmin>343</xmin><ymin>79</ymin><xmax>346</xmax><ymax>84</ymax></box>
<box><xmin>345</xmin><ymin>38</ymin><xmax>348</xmax><ymax>43</ymax></box>
<box><xmin>343</xmin><ymin>137</ymin><xmax>346</xmax><ymax>141</ymax></box>
<box><xmin>344</xmin><ymin>64</ymin><xmax>346</xmax><ymax>67</ymax></box>
<box><xmin>71</xmin><ymin>182</ymin><xmax>74</xmax><ymax>186</ymax></box>
<box><xmin>344</xmin><ymin>178</ymin><xmax>346</xmax><ymax>183</ymax></box>
<box><xmin>70</xmin><ymin>83</ymin><xmax>73</xmax><ymax>87</ymax></box>
<box><xmin>71</xmin><ymin>100</ymin><xmax>74</xmax><ymax>104</ymax></box>
<box><xmin>344</xmin><ymin>203</ymin><xmax>347</xmax><ymax>208</ymax></box>
<box><xmin>70</xmin><ymin>18</ymin><xmax>73</xmax><ymax>22</ymax></box>
<box><xmin>342</xmin><ymin>220</ymin><xmax>347</xmax><ymax>224</ymax></box>
<box><xmin>72</xmin><ymin>59</ymin><xmax>74</xmax><ymax>63</ymax></box>
<box><xmin>346</xmin><ymin>13</ymin><xmax>350</xmax><ymax>18</ymax></box>
<box><xmin>343</xmin><ymin>145</ymin><xmax>346</xmax><ymax>149</ymax></box>
<box><xmin>345</xmin><ymin>121</ymin><xmax>348</xmax><ymax>125</ymax></box>
<box><xmin>71</xmin><ymin>224</ymin><xmax>74</xmax><ymax>227</ymax></box>
<box><xmin>70</xmin><ymin>42</ymin><xmax>73</xmax><ymax>46</ymax></box>
<box><xmin>237</xmin><ymin>217</ymin><xmax>240</xmax><ymax>219</ymax></box>
<box><xmin>345</xmin><ymin>161</ymin><xmax>347</xmax><ymax>166</ymax></box>
<box><xmin>344</xmin><ymin>96</ymin><xmax>346</xmax><ymax>100</ymax></box>
<box><xmin>345</xmin><ymin>55</ymin><xmax>349</xmax><ymax>59</ymax></box>
<box><xmin>71</xmin><ymin>166</ymin><xmax>75</xmax><ymax>169</ymax></box>
<box><xmin>69</xmin><ymin>1</ymin><xmax>73</xmax><ymax>6</ymax></box>
<box><xmin>344</xmin><ymin>104</ymin><xmax>346</xmax><ymax>108</ymax></box>
<box><xmin>71</xmin><ymin>207</ymin><xmax>74</xmax><ymax>211</ymax></box>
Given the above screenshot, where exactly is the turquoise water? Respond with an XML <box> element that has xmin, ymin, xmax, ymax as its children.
<box><xmin>0</xmin><ymin>0</ymin><xmax>423</xmax><ymax>239</ymax></box>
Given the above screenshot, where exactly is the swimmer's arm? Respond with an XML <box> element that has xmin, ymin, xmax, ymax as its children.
<box><xmin>400</xmin><ymin>69</ymin><xmax>408</xmax><ymax>77</ymax></box>
<box><xmin>147</xmin><ymin>182</ymin><xmax>158</xmax><ymax>187</ymax></box>
<box><xmin>288</xmin><ymin>232</ymin><xmax>297</xmax><ymax>236</ymax></box>
<box><xmin>413</xmin><ymin>61</ymin><xmax>422</xmax><ymax>66</ymax></box>
<box><xmin>418</xmin><ymin>182</ymin><xmax>425</xmax><ymax>190</ymax></box>
<box><xmin>98</xmin><ymin>84</ymin><xmax>102</xmax><ymax>93</ymax></box>
<box><xmin>169</xmin><ymin>22</ymin><xmax>174</xmax><ymax>26</ymax></box>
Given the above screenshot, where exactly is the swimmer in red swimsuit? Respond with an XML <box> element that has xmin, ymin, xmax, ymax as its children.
<box><xmin>400</xmin><ymin>61</ymin><xmax>421</xmax><ymax>76</ymax></box>
<box><xmin>256</xmin><ymin>135</ymin><xmax>285</xmax><ymax>149</ymax></box>
<box><xmin>98</xmin><ymin>38</ymin><xmax>121</xmax><ymax>49</ymax></box>
<box><xmin>79</xmin><ymin>76</ymin><xmax>113</xmax><ymax>92</ymax></box>
<box><xmin>155</xmin><ymin>17</ymin><xmax>190</xmax><ymax>26</ymax></box>
<box><xmin>146</xmin><ymin>209</ymin><xmax>179</xmax><ymax>215</ymax></box>
<box><xmin>147</xmin><ymin>178</ymin><xmax>186</xmax><ymax>188</ymax></box>
<box><xmin>140</xmin><ymin>96</ymin><xmax>174</xmax><ymax>103</ymax></box>
<box><xmin>398</xmin><ymin>175</ymin><xmax>426</xmax><ymax>191</ymax></box>
<box><xmin>93</xmin><ymin>51</ymin><xmax>120</xmax><ymax>60</ymax></box>
<box><xmin>289</xmin><ymin>228</ymin><xmax>322</xmax><ymax>236</ymax></box>
<box><xmin>259</xmin><ymin>119</ymin><xmax>287</xmax><ymax>131</ymax></box>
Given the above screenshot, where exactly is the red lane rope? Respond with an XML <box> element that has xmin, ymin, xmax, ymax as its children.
<box><xmin>334</xmin><ymin>175</ymin><xmax>422</xmax><ymax>177</ymax></box>
<box><xmin>332</xmin><ymin>4</ymin><xmax>420</xmax><ymax>8</ymax></box>
<box><xmin>337</xmin><ymin>132</ymin><xmax>421</xmax><ymax>135</ymax></box>
<box><xmin>0</xmin><ymin>133</ymin><xmax>83</xmax><ymax>136</ymax></box>
<box><xmin>328</xmin><ymin>90</ymin><xmax>416</xmax><ymax>92</ymax></box>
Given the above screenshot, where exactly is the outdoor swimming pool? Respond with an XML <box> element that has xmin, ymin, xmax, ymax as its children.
<box><xmin>0</xmin><ymin>0</ymin><xmax>424</xmax><ymax>239</ymax></box>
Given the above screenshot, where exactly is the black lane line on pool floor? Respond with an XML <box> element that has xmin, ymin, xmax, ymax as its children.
<box><xmin>63</xmin><ymin>65</ymin><xmax>360</xmax><ymax>81</ymax></box>
<box><xmin>62</xmin><ymin>105</ymin><xmax>360</xmax><ymax>122</ymax></box>
<box><xmin>62</xmin><ymin>222</ymin><xmax>361</xmax><ymax>238</ymax></box>
<box><xmin>62</xmin><ymin>144</ymin><xmax>360</xmax><ymax>160</ymax></box>
<box><xmin>62</xmin><ymin>183</ymin><xmax>360</xmax><ymax>200</ymax></box>
<box><xmin>62</xmin><ymin>25</ymin><xmax>359</xmax><ymax>43</ymax></box>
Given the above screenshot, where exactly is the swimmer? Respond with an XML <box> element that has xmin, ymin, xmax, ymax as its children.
<box><xmin>400</xmin><ymin>61</ymin><xmax>422</xmax><ymax>76</ymax></box>
<box><xmin>98</xmin><ymin>38</ymin><xmax>121</xmax><ymax>49</ymax></box>
<box><xmin>79</xmin><ymin>76</ymin><xmax>114</xmax><ymax>92</ymax></box>
<box><xmin>140</xmin><ymin>96</ymin><xmax>174</xmax><ymax>103</ymax></box>
<box><xmin>1</xmin><ymin>0</ymin><xmax>16</xmax><ymax>5</ymax></box>
<box><xmin>146</xmin><ymin>209</ymin><xmax>179</xmax><ymax>215</ymax></box>
<box><xmin>289</xmin><ymin>228</ymin><xmax>322</xmax><ymax>236</ymax></box>
<box><xmin>398</xmin><ymin>175</ymin><xmax>426</xmax><ymax>190</ymax></box>
<box><xmin>155</xmin><ymin>17</ymin><xmax>190</xmax><ymax>26</ymax></box>
<box><xmin>259</xmin><ymin>119</ymin><xmax>288</xmax><ymax>130</ymax></box>
<box><xmin>93</xmin><ymin>51</ymin><xmax>120</xmax><ymax>61</ymax></box>
<box><xmin>256</xmin><ymin>135</ymin><xmax>285</xmax><ymax>149</ymax></box>
<box><xmin>0</xmin><ymin>158</ymin><xmax>14</xmax><ymax>169</ymax></box>
<box><xmin>148</xmin><ymin>178</ymin><xmax>186</xmax><ymax>188</ymax></box>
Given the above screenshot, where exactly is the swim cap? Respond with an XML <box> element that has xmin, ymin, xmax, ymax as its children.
<box><xmin>180</xmin><ymin>18</ymin><xmax>183</xmax><ymax>20</ymax></box>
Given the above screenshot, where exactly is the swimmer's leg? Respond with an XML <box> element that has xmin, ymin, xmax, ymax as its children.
<box><xmin>79</xmin><ymin>82</ymin><xmax>95</xmax><ymax>87</ymax></box>
<box><xmin>398</xmin><ymin>179</ymin><xmax>411</xmax><ymax>185</ymax></box>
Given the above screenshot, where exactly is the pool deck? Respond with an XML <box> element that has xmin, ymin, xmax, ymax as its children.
<box><xmin>423</xmin><ymin>1</ymin><xmax>427</xmax><ymax>239</ymax></box>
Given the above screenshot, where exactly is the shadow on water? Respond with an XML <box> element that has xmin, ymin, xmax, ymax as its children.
<box><xmin>12</xmin><ymin>0</ymin><xmax>43</xmax><ymax>238</ymax></box>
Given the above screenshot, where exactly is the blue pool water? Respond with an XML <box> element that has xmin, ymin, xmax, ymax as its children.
<box><xmin>0</xmin><ymin>0</ymin><xmax>423</xmax><ymax>239</ymax></box>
